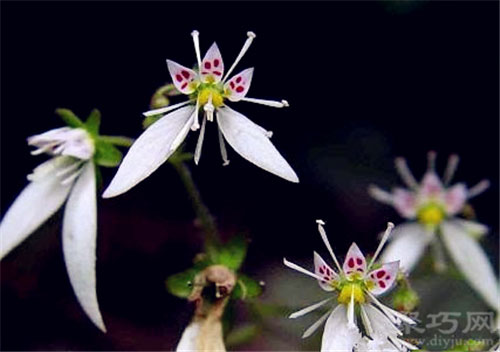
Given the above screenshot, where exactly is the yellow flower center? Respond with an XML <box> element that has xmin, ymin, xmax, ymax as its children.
<box><xmin>417</xmin><ymin>203</ymin><xmax>445</xmax><ymax>226</ymax></box>
<box><xmin>198</xmin><ymin>86</ymin><xmax>224</xmax><ymax>108</ymax></box>
<box><xmin>337</xmin><ymin>283</ymin><xmax>365</xmax><ymax>304</ymax></box>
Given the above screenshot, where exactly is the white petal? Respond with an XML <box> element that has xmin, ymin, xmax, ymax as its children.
<box><xmin>441</xmin><ymin>220</ymin><xmax>500</xmax><ymax>310</ymax></box>
<box><xmin>0</xmin><ymin>164</ymin><xmax>73</xmax><ymax>258</ymax></box>
<box><xmin>62</xmin><ymin>162</ymin><xmax>106</xmax><ymax>332</ymax></box>
<box><xmin>380</xmin><ymin>223</ymin><xmax>432</xmax><ymax>273</ymax></box>
<box><xmin>452</xmin><ymin>219</ymin><xmax>489</xmax><ymax>238</ymax></box>
<box><xmin>216</xmin><ymin>106</ymin><xmax>299</xmax><ymax>183</ymax></box>
<box><xmin>176</xmin><ymin>321</ymin><xmax>201</xmax><ymax>351</ymax></box>
<box><xmin>363</xmin><ymin>304</ymin><xmax>402</xmax><ymax>338</ymax></box>
<box><xmin>321</xmin><ymin>304</ymin><xmax>361</xmax><ymax>352</ymax></box>
<box><xmin>289</xmin><ymin>297</ymin><xmax>333</xmax><ymax>319</ymax></box>
<box><xmin>102</xmin><ymin>106</ymin><xmax>194</xmax><ymax>198</ymax></box>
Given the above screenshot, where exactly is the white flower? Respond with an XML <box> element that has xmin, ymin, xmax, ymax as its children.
<box><xmin>284</xmin><ymin>221</ymin><xmax>417</xmax><ymax>352</ymax></box>
<box><xmin>0</xmin><ymin>126</ymin><xmax>106</xmax><ymax>332</ymax></box>
<box><xmin>103</xmin><ymin>30</ymin><xmax>299</xmax><ymax>198</ymax></box>
<box><xmin>369</xmin><ymin>152</ymin><xmax>499</xmax><ymax>311</ymax></box>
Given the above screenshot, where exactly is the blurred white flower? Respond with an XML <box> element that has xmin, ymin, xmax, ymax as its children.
<box><xmin>284</xmin><ymin>221</ymin><xmax>417</xmax><ymax>351</ymax></box>
<box><xmin>369</xmin><ymin>152</ymin><xmax>499</xmax><ymax>311</ymax></box>
<box><xmin>0</xmin><ymin>126</ymin><xmax>106</xmax><ymax>332</ymax></box>
<box><xmin>103</xmin><ymin>30</ymin><xmax>298</xmax><ymax>198</ymax></box>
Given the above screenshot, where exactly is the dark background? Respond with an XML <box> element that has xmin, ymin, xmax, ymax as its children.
<box><xmin>1</xmin><ymin>1</ymin><xmax>498</xmax><ymax>350</ymax></box>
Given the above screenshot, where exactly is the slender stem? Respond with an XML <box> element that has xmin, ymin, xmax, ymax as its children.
<box><xmin>170</xmin><ymin>158</ymin><xmax>220</xmax><ymax>261</ymax></box>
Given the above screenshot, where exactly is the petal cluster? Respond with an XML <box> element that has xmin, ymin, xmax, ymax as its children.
<box><xmin>284</xmin><ymin>221</ymin><xmax>417</xmax><ymax>351</ymax></box>
<box><xmin>369</xmin><ymin>152</ymin><xmax>499</xmax><ymax>312</ymax></box>
<box><xmin>0</xmin><ymin>126</ymin><xmax>106</xmax><ymax>332</ymax></box>
<box><xmin>103</xmin><ymin>31</ymin><xmax>298</xmax><ymax>198</ymax></box>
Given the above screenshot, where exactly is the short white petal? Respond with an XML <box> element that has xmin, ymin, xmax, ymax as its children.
<box><xmin>380</xmin><ymin>223</ymin><xmax>432</xmax><ymax>273</ymax></box>
<box><xmin>176</xmin><ymin>321</ymin><xmax>201</xmax><ymax>351</ymax></box>
<box><xmin>441</xmin><ymin>221</ymin><xmax>500</xmax><ymax>310</ymax></box>
<box><xmin>321</xmin><ymin>304</ymin><xmax>361</xmax><ymax>352</ymax></box>
<box><xmin>217</xmin><ymin>106</ymin><xmax>299</xmax><ymax>183</ymax></box>
<box><xmin>102</xmin><ymin>106</ymin><xmax>194</xmax><ymax>198</ymax></box>
<box><xmin>0</xmin><ymin>165</ymin><xmax>73</xmax><ymax>258</ymax></box>
<box><xmin>63</xmin><ymin>162</ymin><xmax>106</xmax><ymax>332</ymax></box>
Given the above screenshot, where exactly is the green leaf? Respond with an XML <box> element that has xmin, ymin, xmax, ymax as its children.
<box><xmin>215</xmin><ymin>234</ymin><xmax>248</xmax><ymax>271</ymax></box>
<box><xmin>85</xmin><ymin>109</ymin><xmax>101</xmax><ymax>135</ymax></box>
<box><xmin>225</xmin><ymin>324</ymin><xmax>260</xmax><ymax>347</ymax></box>
<box><xmin>143</xmin><ymin>114</ymin><xmax>162</xmax><ymax>129</ymax></box>
<box><xmin>98</xmin><ymin>135</ymin><xmax>134</xmax><ymax>147</ymax></box>
<box><xmin>55</xmin><ymin>108</ymin><xmax>84</xmax><ymax>128</ymax></box>
<box><xmin>166</xmin><ymin>268</ymin><xmax>199</xmax><ymax>298</ymax></box>
<box><xmin>232</xmin><ymin>274</ymin><xmax>263</xmax><ymax>300</ymax></box>
<box><xmin>94</xmin><ymin>140</ymin><xmax>123</xmax><ymax>167</ymax></box>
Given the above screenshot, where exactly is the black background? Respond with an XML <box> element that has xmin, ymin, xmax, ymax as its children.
<box><xmin>1</xmin><ymin>1</ymin><xmax>498</xmax><ymax>350</ymax></box>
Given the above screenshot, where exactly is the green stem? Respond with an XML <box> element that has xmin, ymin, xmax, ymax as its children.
<box><xmin>170</xmin><ymin>158</ymin><xmax>220</xmax><ymax>261</ymax></box>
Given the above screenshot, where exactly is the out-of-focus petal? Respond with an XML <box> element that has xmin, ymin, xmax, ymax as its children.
<box><xmin>444</xmin><ymin>183</ymin><xmax>467</xmax><ymax>215</ymax></box>
<box><xmin>392</xmin><ymin>188</ymin><xmax>417</xmax><ymax>219</ymax></box>
<box><xmin>441</xmin><ymin>220</ymin><xmax>500</xmax><ymax>310</ymax></box>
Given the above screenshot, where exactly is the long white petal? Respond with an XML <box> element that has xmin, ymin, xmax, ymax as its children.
<box><xmin>103</xmin><ymin>106</ymin><xmax>195</xmax><ymax>198</ymax></box>
<box><xmin>289</xmin><ymin>297</ymin><xmax>333</xmax><ymax>319</ymax></box>
<box><xmin>321</xmin><ymin>304</ymin><xmax>361</xmax><ymax>352</ymax></box>
<box><xmin>217</xmin><ymin>106</ymin><xmax>299</xmax><ymax>183</ymax></box>
<box><xmin>0</xmin><ymin>165</ymin><xmax>73</xmax><ymax>258</ymax></box>
<box><xmin>441</xmin><ymin>220</ymin><xmax>500</xmax><ymax>310</ymax></box>
<box><xmin>63</xmin><ymin>162</ymin><xmax>106</xmax><ymax>332</ymax></box>
<box><xmin>380</xmin><ymin>223</ymin><xmax>432</xmax><ymax>273</ymax></box>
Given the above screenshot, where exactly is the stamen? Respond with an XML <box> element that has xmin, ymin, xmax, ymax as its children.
<box><xmin>241</xmin><ymin>97</ymin><xmax>289</xmax><ymax>108</ymax></box>
<box><xmin>395</xmin><ymin>157</ymin><xmax>419</xmax><ymax>190</ymax></box>
<box><xmin>194</xmin><ymin>116</ymin><xmax>207</xmax><ymax>165</ymax></box>
<box><xmin>367</xmin><ymin>222</ymin><xmax>394</xmax><ymax>270</ymax></box>
<box><xmin>316</xmin><ymin>220</ymin><xmax>343</xmax><ymax>273</ymax></box>
<box><xmin>347</xmin><ymin>289</ymin><xmax>356</xmax><ymax>329</ymax></box>
<box><xmin>367</xmin><ymin>185</ymin><xmax>394</xmax><ymax>205</ymax></box>
<box><xmin>56</xmin><ymin>160</ymin><xmax>83</xmax><ymax>178</ymax></box>
<box><xmin>191</xmin><ymin>30</ymin><xmax>202</xmax><ymax>69</ymax></box>
<box><xmin>223</xmin><ymin>31</ymin><xmax>256</xmax><ymax>82</ymax></box>
<box><xmin>190</xmin><ymin>99</ymin><xmax>200</xmax><ymax>131</ymax></box>
<box><xmin>367</xmin><ymin>291</ymin><xmax>416</xmax><ymax>325</ymax></box>
<box><xmin>204</xmin><ymin>93</ymin><xmax>214</xmax><ymax>122</ymax></box>
<box><xmin>443</xmin><ymin>154</ymin><xmax>459</xmax><ymax>185</ymax></box>
<box><xmin>217</xmin><ymin>125</ymin><xmax>230</xmax><ymax>166</ymax></box>
<box><xmin>289</xmin><ymin>297</ymin><xmax>333</xmax><ymax>319</ymax></box>
<box><xmin>61</xmin><ymin>167</ymin><xmax>84</xmax><ymax>185</ymax></box>
<box><xmin>143</xmin><ymin>100</ymin><xmax>191</xmax><ymax>117</ymax></box>
<box><xmin>467</xmin><ymin>179</ymin><xmax>490</xmax><ymax>199</ymax></box>
<box><xmin>427</xmin><ymin>150</ymin><xmax>437</xmax><ymax>171</ymax></box>
<box><xmin>283</xmin><ymin>258</ymin><xmax>325</xmax><ymax>282</ymax></box>
<box><xmin>302</xmin><ymin>309</ymin><xmax>332</xmax><ymax>339</ymax></box>
<box><xmin>359</xmin><ymin>305</ymin><xmax>374</xmax><ymax>337</ymax></box>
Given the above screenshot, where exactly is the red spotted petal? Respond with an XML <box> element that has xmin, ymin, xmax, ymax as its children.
<box><xmin>200</xmin><ymin>42</ymin><xmax>224</xmax><ymax>83</ymax></box>
<box><xmin>367</xmin><ymin>261</ymin><xmax>399</xmax><ymax>296</ymax></box>
<box><xmin>420</xmin><ymin>172</ymin><xmax>444</xmax><ymax>197</ymax></box>
<box><xmin>342</xmin><ymin>243</ymin><xmax>367</xmax><ymax>276</ymax></box>
<box><xmin>314</xmin><ymin>252</ymin><xmax>338</xmax><ymax>292</ymax></box>
<box><xmin>167</xmin><ymin>60</ymin><xmax>198</xmax><ymax>94</ymax></box>
<box><xmin>224</xmin><ymin>68</ymin><xmax>253</xmax><ymax>102</ymax></box>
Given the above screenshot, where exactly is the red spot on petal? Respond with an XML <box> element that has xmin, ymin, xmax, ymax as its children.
<box><xmin>356</xmin><ymin>258</ymin><xmax>363</xmax><ymax>266</ymax></box>
<box><xmin>236</xmin><ymin>86</ymin><xmax>244</xmax><ymax>93</ymax></box>
<box><xmin>213</xmin><ymin>71</ymin><xmax>222</xmax><ymax>76</ymax></box>
<box><xmin>385</xmin><ymin>275</ymin><xmax>391</xmax><ymax>280</ymax></box>
<box><xmin>236</xmin><ymin>76</ymin><xmax>242</xmax><ymax>83</ymax></box>
<box><xmin>357</xmin><ymin>268</ymin><xmax>363</xmax><ymax>272</ymax></box>
<box><xmin>201</xmin><ymin>71</ymin><xmax>209</xmax><ymax>75</ymax></box>
<box><xmin>181</xmin><ymin>82</ymin><xmax>188</xmax><ymax>90</ymax></box>
<box><xmin>319</xmin><ymin>267</ymin><xmax>324</xmax><ymax>274</ymax></box>
<box><xmin>213</xmin><ymin>59</ymin><xmax>220</xmax><ymax>67</ymax></box>
<box><xmin>181</xmin><ymin>70</ymin><xmax>190</xmax><ymax>79</ymax></box>
<box><xmin>229</xmin><ymin>82</ymin><xmax>235</xmax><ymax>89</ymax></box>
<box><xmin>321</xmin><ymin>280</ymin><xmax>326</xmax><ymax>284</ymax></box>
<box><xmin>376</xmin><ymin>270</ymin><xmax>386</xmax><ymax>279</ymax></box>
<box><xmin>175</xmin><ymin>74</ymin><xmax>183</xmax><ymax>82</ymax></box>
<box><xmin>348</xmin><ymin>258</ymin><xmax>355</xmax><ymax>268</ymax></box>
<box><xmin>204</xmin><ymin>62</ymin><xmax>211</xmax><ymax>69</ymax></box>
<box><xmin>379</xmin><ymin>281</ymin><xmax>386</xmax><ymax>288</ymax></box>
